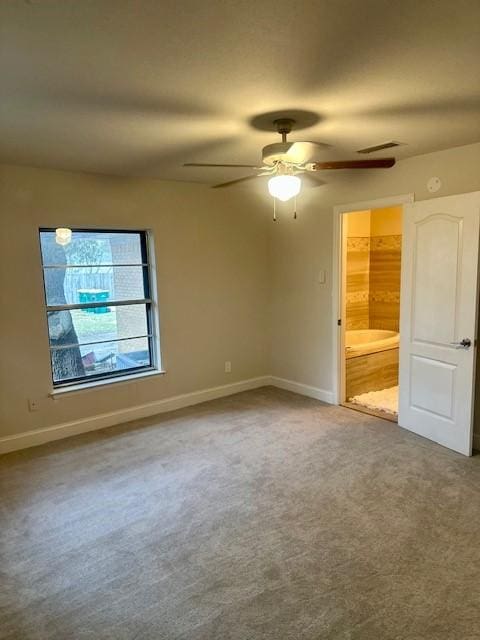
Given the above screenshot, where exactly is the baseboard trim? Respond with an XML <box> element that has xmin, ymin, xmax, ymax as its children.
<box><xmin>270</xmin><ymin>376</ymin><xmax>335</xmax><ymax>405</ymax></box>
<box><xmin>0</xmin><ymin>376</ymin><xmax>271</xmax><ymax>455</ymax></box>
<box><xmin>3</xmin><ymin>371</ymin><xmax>476</xmax><ymax>456</ymax></box>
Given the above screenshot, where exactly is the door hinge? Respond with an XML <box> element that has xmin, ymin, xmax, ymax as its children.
<box><xmin>337</xmin><ymin>318</ymin><xmax>342</xmax><ymax>326</ymax></box>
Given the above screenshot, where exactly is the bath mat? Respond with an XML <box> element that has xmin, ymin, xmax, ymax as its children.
<box><xmin>349</xmin><ymin>386</ymin><xmax>398</xmax><ymax>415</ymax></box>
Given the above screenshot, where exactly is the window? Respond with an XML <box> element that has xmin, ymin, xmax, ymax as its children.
<box><xmin>39</xmin><ymin>229</ymin><xmax>159</xmax><ymax>388</ymax></box>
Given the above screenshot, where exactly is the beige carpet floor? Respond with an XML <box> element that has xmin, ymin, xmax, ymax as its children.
<box><xmin>1</xmin><ymin>387</ymin><xmax>480</xmax><ymax>640</ymax></box>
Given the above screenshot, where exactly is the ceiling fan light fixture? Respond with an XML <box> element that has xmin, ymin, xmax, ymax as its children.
<box><xmin>268</xmin><ymin>175</ymin><xmax>301</xmax><ymax>202</ymax></box>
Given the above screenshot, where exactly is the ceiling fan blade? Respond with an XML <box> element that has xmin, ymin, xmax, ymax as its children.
<box><xmin>212</xmin><ymin>174</ymin><xmax>261</xmax><ymax>188</ymax></box>
<box><xmin>302</xmin><ymin>141</ymin><xmax>332</xmax><ymax>148</ymax></box>
<box><xmin>184</xmin><ymin>162</ymin><xmax>258</xmax><ymax>168</ymax></box>
<box><xmin>309</xmin><ymin>158</ymin><xmax>396</xmax><ymax>170</ymax></box>
<box><xmin>283</xmin><ymin>142</ymin><xmax>316</xmax><ymax>164</ymax></box>
<box><xmin>279</xmin><ymin>141</ymin><xmax>332</xmax><ymax>164</ymax></box>
<box><xmin>300</xmin><ymin>173</ymin><xmax>326</xmax><ymax>188</ymax></box>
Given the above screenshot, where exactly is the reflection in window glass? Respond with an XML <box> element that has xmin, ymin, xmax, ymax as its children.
<box><xmin>50</xmin><ymin>338</ymin><xmax>151</xmax><ymax>383</ymax></box>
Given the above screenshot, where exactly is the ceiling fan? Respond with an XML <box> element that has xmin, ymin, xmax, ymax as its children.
<box><xmin>184</xmin><ymin>117</ymin><xmax>396</xmax><ymax>205</ymax></box>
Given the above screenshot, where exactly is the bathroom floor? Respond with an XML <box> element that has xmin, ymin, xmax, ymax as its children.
<box><xmin>349</xmin><ymin>386</ymin><xmax>398</xmax><ymax>417</ymax></box>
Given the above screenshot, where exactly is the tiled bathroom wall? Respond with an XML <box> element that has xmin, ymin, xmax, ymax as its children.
<box><xmin>346</xmin><ymin>236</ymin><xmax>370</xmax><ymax>330</ymax></box>
<box><xmin>369</xmin><ymin>235</ymin><xmax>402</xmax><ymax>331</ymax></box>
<box><xmin>345</xmin><ymin>208</ymin><xmax>402</xmax><ymax>332</ymax></box>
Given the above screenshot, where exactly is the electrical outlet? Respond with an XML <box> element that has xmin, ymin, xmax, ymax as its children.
<box><xmin>224</xmin><ymin>361</ymin><xmax>232</xmax><ymax>373</ymax></box>
<box><xmin>28</xmin><ymin>398</ymin><xmax>39</xmax><ymax>412</ymax></box>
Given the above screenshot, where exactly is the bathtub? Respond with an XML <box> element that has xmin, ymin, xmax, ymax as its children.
<box><xmin>345</xmin><ymin>329</ymin><xmax>399</xmax><ymax>358</ymax></box>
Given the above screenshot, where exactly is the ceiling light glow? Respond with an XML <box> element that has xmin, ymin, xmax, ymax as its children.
<box><xmin>268</xmin><ymin>175</ymin><xmax>301</xmax><ymax>202</ymax></box>
<box><xmin>55</xmin><ymin>228</ymin><xmax>72</xmax><ymax>246</ymax></box>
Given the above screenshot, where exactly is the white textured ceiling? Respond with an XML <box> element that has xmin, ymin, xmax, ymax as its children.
<box><xmin>1</xmin><ymin>0</ymin><xmax>479</xmax><ymax>184</ymax></box>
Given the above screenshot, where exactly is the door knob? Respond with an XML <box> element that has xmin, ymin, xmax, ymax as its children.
<box><xmin>450</xmin><ymin>338</ymin><xmax>472</xmax><ymax>349</ymax></box>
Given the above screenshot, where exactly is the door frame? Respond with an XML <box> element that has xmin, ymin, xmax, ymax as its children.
<box><xmin>331</xmin><ymin>193</ymin><xmax>415</xmax><ymax>405</ymax></box>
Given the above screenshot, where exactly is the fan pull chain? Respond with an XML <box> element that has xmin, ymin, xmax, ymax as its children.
<box><xmin>293</xmin><ymin>196</ymin><xmax>297</xmax><ymax>220</ymax></box>
<box><xmin>273</xmin><ymin>198</ymin><xmax>277</xmax><ymax>222</ymax></box>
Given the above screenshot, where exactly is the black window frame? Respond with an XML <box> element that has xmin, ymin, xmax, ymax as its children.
<box><xmin>39</xmin><ymin>227</ymin><xmax>157</xmax><ymax>388</ymax></box>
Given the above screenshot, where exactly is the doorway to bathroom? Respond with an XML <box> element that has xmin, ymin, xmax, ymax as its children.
<box><xmin>338</xmin><ymin>203</ymin><xmax>404</xmax><ymax>422</ymax></box>
<box><xmin>333</xmin><ymin>191</ymin><xmax>480</xmax><ymax>454</ymax></box>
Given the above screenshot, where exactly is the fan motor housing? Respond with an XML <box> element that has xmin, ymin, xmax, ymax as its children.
<box><xmin>262</xmin><ymin>142</ymin><xmax>295</xmax><ymax>166</ymax></box>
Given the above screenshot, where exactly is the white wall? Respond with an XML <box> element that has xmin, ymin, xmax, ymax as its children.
<box><xmin>2</xmin><ymin>141</ymin><xmax>480</xmax><ymax>445</ymax></box>
<box><xmin>270</xmin><ymin>142</ymin><xmax>480</xmax><ymax>396</ymax></box>
<box><xmin>0</xmin><ymin>165</ymin><xmax>270</xmax><ymax>439</ymax></box>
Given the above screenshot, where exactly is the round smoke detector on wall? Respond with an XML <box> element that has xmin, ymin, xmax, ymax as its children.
<box><xmin>427</xmin><ymin>176</ymin><xmax>442</xmax><ymax>193</ymax></box>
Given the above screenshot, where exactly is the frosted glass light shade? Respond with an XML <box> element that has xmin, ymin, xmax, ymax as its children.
<box><xmin>55</xmin><ymin>228</ymin><xmax>72</xmax><ymax>246</ymax></box>
<box><xmin>268</xmin><ymin>175</ymin><xmax>301</xmax><ymax>202</ymax></box>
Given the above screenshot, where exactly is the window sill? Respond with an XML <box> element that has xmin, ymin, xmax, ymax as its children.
<box><xmin>50</xmin><ymin>369</ymin><xmax>166</xmax><ymax>397</ymax></box>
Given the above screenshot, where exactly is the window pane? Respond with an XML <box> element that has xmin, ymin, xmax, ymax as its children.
<box><xmin>40</xmin><ymin>229</ymin><xmax>157</xmax><ymax>387</ymax></box>
<box><xmin>47</xmin><ymin>304</ymin><xmax>149</xmax><ymax>346</ymax></box>
<box><xmin>43</xmin><ymin>265</ymin><xmax>148</xmax><ymax>305</ymax></box>
<box><xmin>40</xmin><ymin>230</ymin><xmax>144</xmax><ymax>267</ymax></box>
<box><xmin>51</xmin><ymin>337</ymin><xmax>151</xmax><ymax>383</ymax></box>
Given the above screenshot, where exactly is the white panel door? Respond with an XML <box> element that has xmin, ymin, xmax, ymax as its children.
<box><xmin>399</xmin><ymin>192</ymin><xmax>480</xmax><ymax>455</ymax></box>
